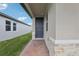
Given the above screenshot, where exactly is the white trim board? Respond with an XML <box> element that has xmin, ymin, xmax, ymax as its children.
<box><xmin>55</xmin><ymin>40</ymin><xmax>79</xmax><ymax>44</ymax></box>
<box><xmin>48</xmin><ymin>37</ymin><xmax>79</xmax><ymax>44</ymax></box>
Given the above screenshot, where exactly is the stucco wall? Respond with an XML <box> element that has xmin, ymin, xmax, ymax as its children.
<box><xmin>56</xmin><ymin>3</ymin><xmax>79</xmax><ymax>40</ymax></box>
<box><xmin>55</xmin><ymin>3</ymin><xmax>79</xmax><ymax>56</ymax></box>
<box><xmin>0</xmin><ymin>16</ymin><xmax>32</xmax><ymax>41</ymax></box>
<box><xmin>45</xmin><ymin>4</ymin><xmax>56</xmax><ymax>56</ymax></box>
<box><xmin>32</xmin><ymin>17</ymin><xmax>35</xmax><ymax>39</ymax></box>
<box><xmin>45</xmin><ymin>3</ymin><xmax>79</xmax><ymax>56</ymax></box>
<box><xmin>48</xmin><ymin>4</ymin><xmax>56</xmax><ymax>39</ymax></box>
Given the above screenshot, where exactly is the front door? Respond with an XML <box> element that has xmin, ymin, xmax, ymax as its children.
<box><xmin>35</xmin><ymin>17</ymin><xmax>44</xmax><ymax>38</ymax></box>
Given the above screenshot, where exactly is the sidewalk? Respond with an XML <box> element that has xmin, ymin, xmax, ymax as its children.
<box><xmin>20</xmin><ymin>40</ymin><xmax>49</xmax><ymax>56</ymax></box>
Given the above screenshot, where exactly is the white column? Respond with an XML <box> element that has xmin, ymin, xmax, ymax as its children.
<box><xmin>32</xmin><ymin>17</ymin><xmax>35</xmax><ymax>40</ymax></box>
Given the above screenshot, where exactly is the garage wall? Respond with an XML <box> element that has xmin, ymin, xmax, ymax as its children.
<box><xmin>0</xmin><ymin>16</ymin><xmax>32</xmax><ymax>41</ymax></box>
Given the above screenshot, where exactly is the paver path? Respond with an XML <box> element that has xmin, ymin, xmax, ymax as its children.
<box><xmin>20</xmin><ymin>40</ymin><xmax>49</xmax><ymax>56</ymax></box>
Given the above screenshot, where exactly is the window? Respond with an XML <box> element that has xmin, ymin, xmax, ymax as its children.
<box><xmin>46</xmin><ymin>17</ymin><xmax>48</xmax><ymax>31</ymax></box>
<box><xmin>13</xmin><ymin>23</ymin><xmax>16</xmax><ymax>31</ymax></box>
<box><xmin>46</xmin><ymin>22</ymin><xmax>48</xmax><ymax>31</ymax></box>
<box><xmin>6</xmin><ymin>20</ymin><xmax>11</xmax><ymax>31</ymax></box>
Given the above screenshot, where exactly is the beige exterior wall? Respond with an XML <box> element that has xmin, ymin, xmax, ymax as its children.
<box><xmin>32</xmin><ymin>17</ymin><xmax>35</xmax><ymax>39</ymax></box>
<box><xmin>45</xmin><ymin>3</ymin><xmax>79</xmax><ymax>55</ymax></box>
<box><xmin>55</xmin><ymin>3</ymin><xmax>79</xmax><ymax>56</ymax></box>
<box><xmin>48</xmin><ymin>4</ymin><xmax>56</xmax><ymax>39</ymax></box>
<box><xmin>56</xmin><ymin>3</ymin><xmax>79</xmax><ymax>40</ymax></box>
<box><xmin>45</xmin><ymin>4</ymin><xmax>56</xmax><ymax>56</ymax></box>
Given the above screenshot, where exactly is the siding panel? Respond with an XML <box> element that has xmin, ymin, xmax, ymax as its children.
<box><xmin>0</xmin><ymin>16</ymin><xmax>32</xmax><ymax>41</ymax></box>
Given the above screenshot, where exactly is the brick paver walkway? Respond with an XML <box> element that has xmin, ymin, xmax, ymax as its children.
<box><xmin>20</xmin><ymin>40</ymin><xmax>49</xmax><ymax>56</ymax></box>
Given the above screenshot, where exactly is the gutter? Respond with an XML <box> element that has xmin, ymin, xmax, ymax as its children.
<box><xmin>20</xmin><ymin>3</ymin><xmax>34</xmax><ymax>18</ymax></box>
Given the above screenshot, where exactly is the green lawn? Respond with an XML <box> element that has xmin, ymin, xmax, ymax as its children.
<box><xmin>0</xmin><ymin>32</ymin><xmax>32</xmax><ymax>56</ymax></box>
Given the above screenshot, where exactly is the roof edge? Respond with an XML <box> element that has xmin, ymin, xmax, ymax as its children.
<box><xmin>20</xmin><ymin>3</ymin><xmax>33</xmax><ymax>18</ymax></box>
<box><xmin>0</xmin><ymin>12</ymin><xmax>31</xmax><ymax>26</ymax></box>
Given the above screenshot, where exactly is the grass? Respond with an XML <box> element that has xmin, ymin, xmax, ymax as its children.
<box><xmin>0</xmin><ymin>32</ymin><xmax>32</xmax><ymax>56</ymax></box>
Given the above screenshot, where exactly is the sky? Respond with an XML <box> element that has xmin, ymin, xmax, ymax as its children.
<box><xmin>0</xmin><ymin>3</ymin><xmax>32</xmax><ymax>25</ymax></box>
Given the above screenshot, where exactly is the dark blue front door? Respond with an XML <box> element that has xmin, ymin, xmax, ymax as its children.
<box><xmin>35</xmin><ymin>17</ymin><xmax>44</xmax><ymax>38</ymax></box>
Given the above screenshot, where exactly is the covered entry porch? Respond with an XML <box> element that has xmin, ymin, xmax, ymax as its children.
<box><xmin>20</xmin><ymin>3</ymin><xmax>53</xmax><ymax>56</ymax></box>
<box><xmin>21</xmin><ymin>3</ymin><xmax>48</xmax><ymax>40</ymax></box>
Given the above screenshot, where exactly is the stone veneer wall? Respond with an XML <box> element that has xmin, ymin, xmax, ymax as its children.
<box><xmin>55</xmin><ymin>3</ymin><xmax>79</xmax><ymax>56</ymax></box>
<box><xmin>55</xmin><ymin>44</ymin><xmax>79</xmax><ymax>56</ymax></box>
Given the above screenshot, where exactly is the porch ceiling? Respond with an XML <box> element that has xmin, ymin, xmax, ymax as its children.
<box><xmin>24</xmin><ymin>3</ymin><xmax>48</xmax><ymax>17</ymax></box>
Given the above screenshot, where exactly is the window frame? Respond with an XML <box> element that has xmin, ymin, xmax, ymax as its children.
<box><xmin>5</xmin><ymin>20</ymin><xmax>11</xmax><ymax>31</ymax></box>
<box><xmin>13</xmin><ymin>23</ymin><xmax>16</xmax><ymax>31</ymax></box>
<box><xmin>46</xmin><ymin>17</ymin><xmax>48</xmax><ymax>31</ymax></box>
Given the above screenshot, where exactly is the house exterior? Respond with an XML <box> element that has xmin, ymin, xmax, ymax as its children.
<box><xmin>0</xmin><ymin>12</ymin><xmax>32</xmax><ymax>41</ymax></box>
<box><xmin>21</xmin><ymin>3</ymin><xmax>79</xmax><ymax>56</ymax></box>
